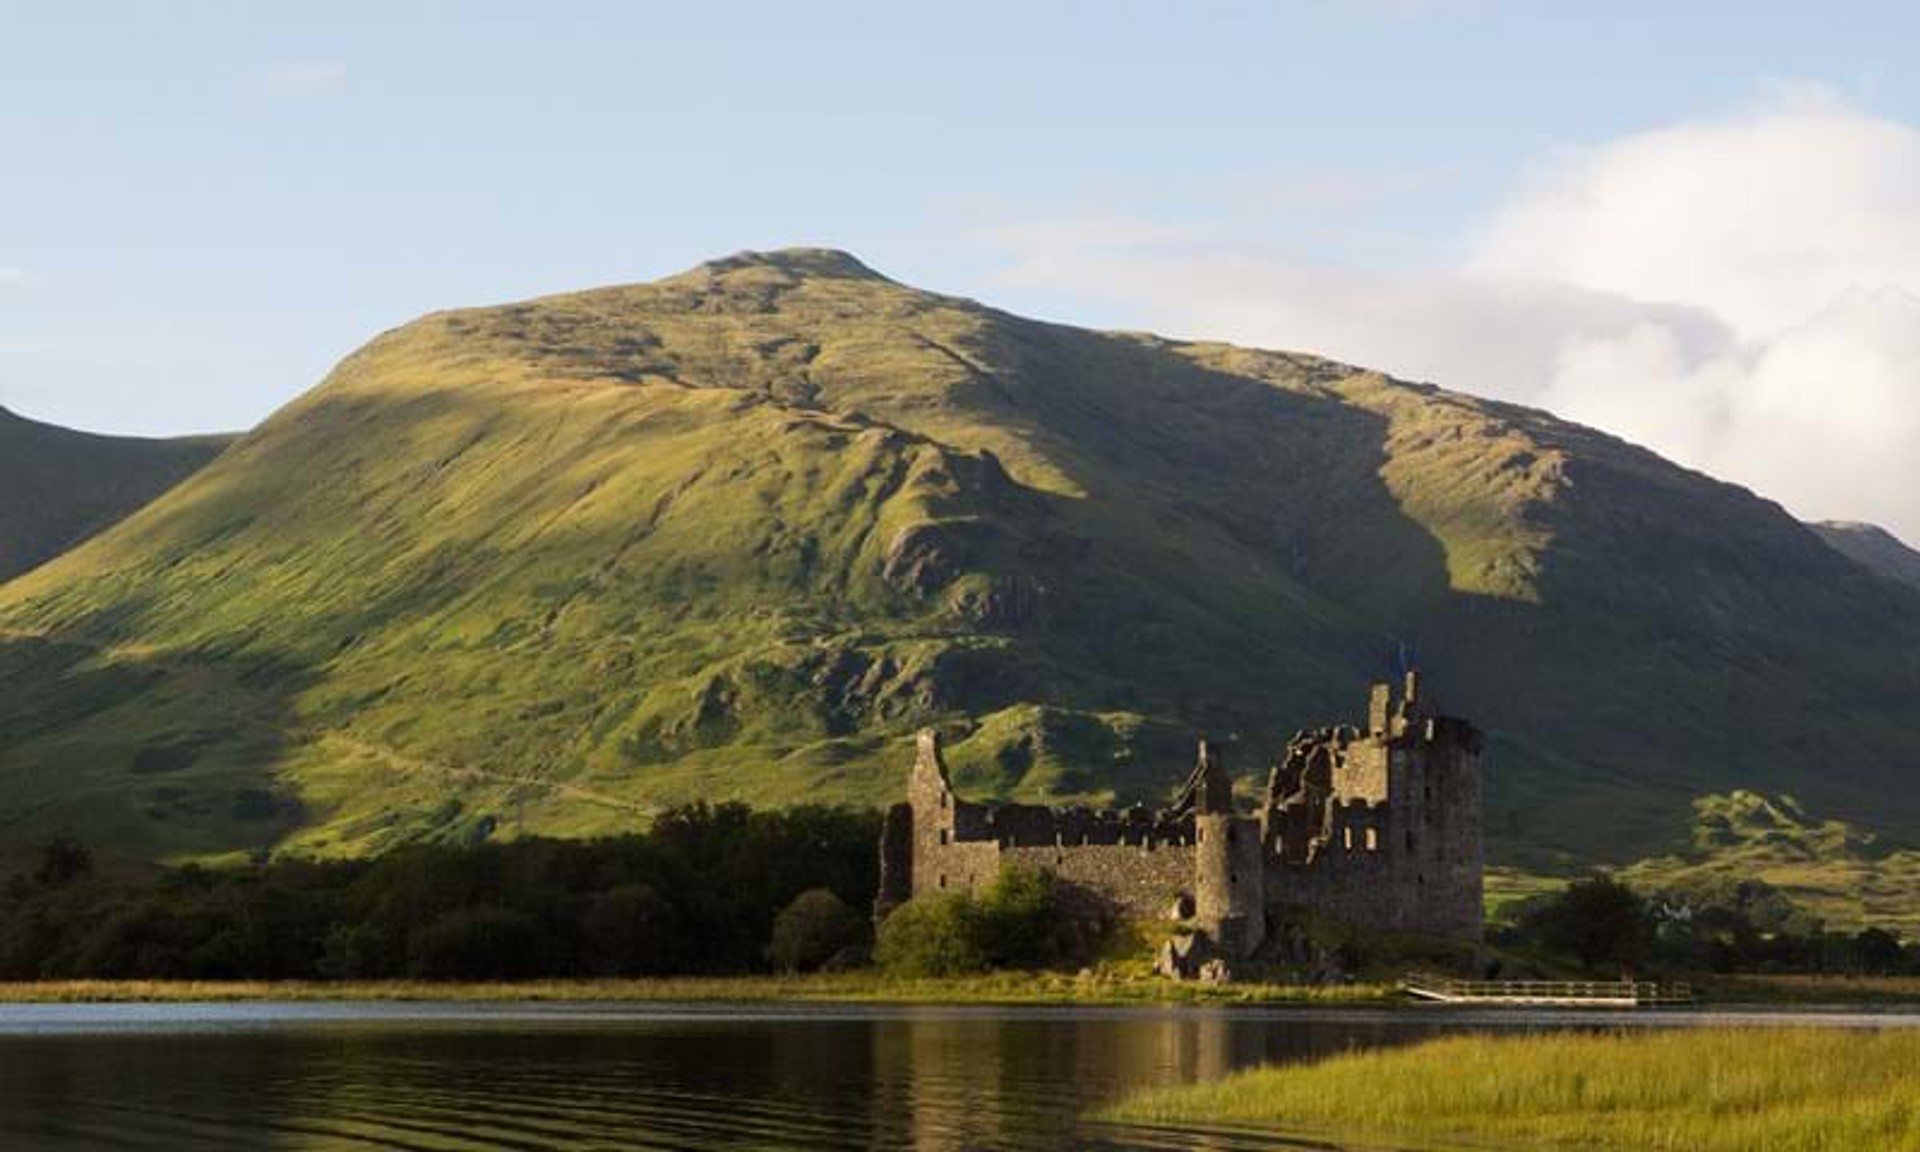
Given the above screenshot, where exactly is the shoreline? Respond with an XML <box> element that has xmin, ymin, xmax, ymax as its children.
<box><xmin>1</xmin><ymin>973</ymin><xmax>1917</xmax><ymax>1007</ymax></box>
<box><xmin>0</xmin><ymin>974</ymin><xmax>1402</xmax><ymax>1006</ymax></box>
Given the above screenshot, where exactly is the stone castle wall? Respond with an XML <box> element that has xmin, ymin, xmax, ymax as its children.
<box><xmin>877</xmin><ymin>676</ymin><xmax>1485</xmax><ymax>951</ymax></box>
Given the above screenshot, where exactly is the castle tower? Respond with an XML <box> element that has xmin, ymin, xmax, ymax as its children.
<box><xmin>1190</xmin><ymin>738</ymin><xmax>1266</xmax><ymax>959</ymax></box>
<box><xmin>876</xmin><ymin>729</ymin><xmax>959</xmax><ymax>922</ymax></box>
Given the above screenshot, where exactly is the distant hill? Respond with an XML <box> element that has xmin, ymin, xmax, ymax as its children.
<box><xmin>1</xmin><ymin>249</ymin><xmax>1916</xmax><ymax>877</ymax></box>
<box><xmin>1621</xmin><ymin>791</ymin><xmax>1920</xmax><ymax>935</ymax></box>
<box><xmin>1813</xmin><ymin>521</ymin><xmax>1920</xmax><ymax>592</ymax></box>
<box><xmin>0</xmin><ymin>407</ymin><xmax>234</xmax><ymax>582</ymax></box>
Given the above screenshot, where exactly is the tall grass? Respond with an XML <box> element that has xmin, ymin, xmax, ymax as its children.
<box><xmin>1104</xmin><ymin>1029</ymin><xmax>1920</xmax><ymax>1151</ymax></box>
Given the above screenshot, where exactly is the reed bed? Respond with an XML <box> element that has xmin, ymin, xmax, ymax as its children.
<box><xmin>1104</xmin><ymin>1028</ymin><xmax>1920</xmax><ymax>1151</ymax></box>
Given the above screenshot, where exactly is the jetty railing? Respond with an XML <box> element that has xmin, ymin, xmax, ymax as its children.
<box><xmin>1403</xmin><ymin>972</ymin><xmax>1694</xmax><ymax>1007</ymax></box>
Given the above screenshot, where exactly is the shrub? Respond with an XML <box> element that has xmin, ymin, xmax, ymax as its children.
<box><xmin>977</xmin><ymin>866</ymin><xmax>1075</xmax><ymax>968</ymax></box>
<box><xmin>876</xmin><ymin>868</ymin><xmax>1102</xmax><ymax>976</ymax></box>
<box><xmin>769</xmin><ymin>888</ymin><xmax>864</xmax><ymax>972</ymax></box>
<box><xmin>875</xmin><ymin>893</ymin><xmax>989</xmax><ymax>976</ymax></box>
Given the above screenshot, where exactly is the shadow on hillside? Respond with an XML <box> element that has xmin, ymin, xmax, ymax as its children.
<box><xmin>0</xmin><ymin>628</ymin><xmax>318</xmax><ymax>867</ymax></box>
<box><xmin>870</xmin><ymin>321</ymin><xmax>1920</xmax><ymax>861</ymax></box>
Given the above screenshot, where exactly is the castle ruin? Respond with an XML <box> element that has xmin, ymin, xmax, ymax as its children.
<box><xmin>876</xmin><ymin>673</ymin><xmax>1484</xmax><ymax>970</ymax></box>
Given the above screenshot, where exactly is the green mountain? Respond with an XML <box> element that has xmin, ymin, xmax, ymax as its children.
<box><xmin>0</xmin><ymin>406</ymin><xmax>233</xmax><ymax>583</ymax></box>
<box><xmin>2</xmin><ymin>249</ymin><xmax>1916</xmax><ymax>875</ymax></box>
<box><xmin>1813</xmin><ymin>521</ymin><xmax>1920</xmax><ymax>592</ymax></box>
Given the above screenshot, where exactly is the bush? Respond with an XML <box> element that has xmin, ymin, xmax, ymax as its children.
<box><xmin>876</xmin><ymin>868</ymin><xmax>1100</xmax><ymax>977</ymax></box>
<box><xmin>769</xmin><ymin>888</ymin><xmax>864</xmax><ymax>972</ymax></box>
<box><xmin>876</xmin><ymin>893</ymin><xmax>989</xmax><ymax>976</ymax></box>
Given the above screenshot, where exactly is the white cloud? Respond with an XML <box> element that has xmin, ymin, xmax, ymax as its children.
<box><xmin>262</xmin><ymin>61</ymin><xmax>347</xmax><ymax>94</ymax></box>
<box><xmin>980</xmin><ymin>90</ymin><xmax>1920</xmax><ymax>544</ymax></box>
<box><xmin>0</xmin><ymin>267</ymin><xmax>25</xmax><ymax>284</ymax></box>
<box><xmin>1474</xmin><ymin>92</ymin><xmax>1920</xmax><ymax>341</ymax></box>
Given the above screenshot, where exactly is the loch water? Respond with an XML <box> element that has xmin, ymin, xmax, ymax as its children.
<box><xmin>0</xmin><ymin>1001</ymin><xmax>1913</xmax><ymax>1150</ymax></box>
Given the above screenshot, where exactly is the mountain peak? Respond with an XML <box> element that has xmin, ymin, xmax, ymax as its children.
<box><xmin>690</xmin><ymin>247</ymin><xmax>891</xmax><ymax>283</ymax></box>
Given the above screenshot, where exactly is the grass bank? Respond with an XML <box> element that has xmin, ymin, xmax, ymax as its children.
<box><xmin>0</xmin><ymin>973</ymin><xmax>1398</xmax><ymax>1006</ymax></box>
<box><xmin>1707</xmin><ymin>974</ymin><xmax>1920</xmax><ymax>1005</ymax></box>
<box><xmin>1103</xmin><ymin>1029</ymin><xmax>1920</xmax><ymax>1151</ymax></box>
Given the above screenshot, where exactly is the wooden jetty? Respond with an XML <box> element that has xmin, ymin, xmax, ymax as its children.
<box><xmin>1403</xmin><ymin>972</ymin><xmax>1695</xmax><ymax>1008</ymax></box>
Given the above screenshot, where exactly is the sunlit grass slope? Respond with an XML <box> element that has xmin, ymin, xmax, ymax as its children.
<box><xmin>1103</xmin><ymin>1029</ymin><xmax>1920</xmax><ymax>1152</ymax></box>
<box><xmin>1623</xmin><ymin>790</ymin><xmax>1920</xmax><ymax>934</ymax></box>
<box><xmin>1</xmin><ymin>249</ymin><xmax>1916</xmax><ymax>870</ymax></box>
<box><xmin>0</xmin><ymin>407</ymin><xmax>232</xmax><ymax>582</ymax></box>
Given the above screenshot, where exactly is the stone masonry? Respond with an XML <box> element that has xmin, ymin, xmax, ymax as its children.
<box><xmin>875</xmin><ymin>673</ymin><xmax>1484</xmax><ymax>964</ymax></box>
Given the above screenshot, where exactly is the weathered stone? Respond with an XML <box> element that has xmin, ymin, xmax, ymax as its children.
<box><xmin>876</xmin><ymin>673</ymin><xmax>1486</xmax><ymax>972</ymax></box>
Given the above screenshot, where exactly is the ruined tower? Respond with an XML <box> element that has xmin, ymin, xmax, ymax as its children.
<box><xmin>1190</xmin><ymin>739</ymin><xmax>1265</xmax><ymax>958</ymax></box>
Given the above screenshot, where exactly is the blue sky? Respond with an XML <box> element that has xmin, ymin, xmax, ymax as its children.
<box><xmin>5</xmin><ymin>3</ymin><xmax>1919</xmax><ymax>535</ymax></box>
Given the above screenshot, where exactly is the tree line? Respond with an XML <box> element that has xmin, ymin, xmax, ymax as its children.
<box><xmin>1497</xmin><ymin>873</ymin><xmax>1919</xmax><ymax>978</ymax></box>
<box><xmin>1</xmin><ymin>803</ymin><xmax>880</xmax><ymax>981</ymax></box>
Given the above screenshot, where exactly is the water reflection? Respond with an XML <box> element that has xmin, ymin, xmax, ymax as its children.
<box><xmin>0</xmin><ymin>1002</ymin><xmax>1908</xmax><ymax>1150</ymax></box>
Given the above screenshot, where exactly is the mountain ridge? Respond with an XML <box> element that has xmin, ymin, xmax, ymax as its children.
<box><xmin>0</xmin><ymin>405</ymin><xmax>236</xmax><ymax>583</ymax></box>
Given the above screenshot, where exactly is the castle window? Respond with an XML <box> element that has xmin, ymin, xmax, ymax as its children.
<box><xmin>1406</xmin><ymin>830</ymin><xmax>1416</xmax><ymax>852</ymax></box>
<box><xmin>938</xmin><ymin>829</ymin><xmax>949</xmax><ymax>845</ymax></box>
<box><xmin>1225</xmin><ymin>826</ymin><xmax>1236</xmax><ymax>845</ymax></box>
<box><xmin>938</xmin><ymin>874</ymin><xmax>947</xmax><ymax>889</ymax></box>
<box><xmin>1342</xmin><ymin>827</ymin><xmax>1353</xmax><ymax>850</ymax></box>
<box><xmin>1365</xmin><ymin>828</ymin><xmax>1378</xmax><ymax>852</ymax></box>
<box><xmin>1197</xmin><ymin>827</ymin><xmax>1205</xmax><ymax>843</ymax></box>
<box><xmin>1229</xmin><ymin>872</ymin><xmax>1238</xmax><ymax>886</ymax></box>
<box><xmin>939</xmin><ymin>793</ymin><xmax>948</xmax><ymax>809</ymax></box>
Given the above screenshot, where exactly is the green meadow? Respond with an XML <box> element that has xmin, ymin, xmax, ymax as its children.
<box><xmin>1103</xmin><ymin>1028</ymin><xmax>1920</xmax><ymax>1151</ymax></box>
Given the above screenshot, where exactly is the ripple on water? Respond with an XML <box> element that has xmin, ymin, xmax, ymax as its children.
<box><xmin>1</xmin><ymin>1003</ymin><xmax>1913</xmax><ymax>1150</ymax></box>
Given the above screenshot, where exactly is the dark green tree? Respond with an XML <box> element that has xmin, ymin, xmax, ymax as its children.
<box><xmin>34</xmin><ymin>835</ymin><xmax>92</xmax><ymax>887</ymax></box>
<box><xmin>1522</xmin><ymin>873</ymin><xmax>1655</xmax><ymax>974</ymax></box>
<box><xmin>769</xmin><ymin>888</ymin><xmax>863</xmax><ymax>973</ymax></box>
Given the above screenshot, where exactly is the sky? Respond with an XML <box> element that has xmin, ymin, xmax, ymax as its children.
<box><xmin>4</xmin><ymin>2</ymin><xmax>1919</xmax><ymax>540</ymax></box>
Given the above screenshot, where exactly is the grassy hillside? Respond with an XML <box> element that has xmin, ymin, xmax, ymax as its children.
<box><xmin>0</xmin><ymin>407</ymin><xmax>232</xmax><ymax>582</ymax></box>
<box><xmin>1814</xmin><ymin>521</ymin><xmax>1920</xmax><ymax>591</ymax></box>
<box><xmin>1</xmin><ymin>249</ymin><xmax>1916</xmax><ymax>874</ymax></box>
<box><xmin>1620</xmin><ymin>791</ymin><xmax>1920</xmax><ymax>935</ymax></box>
